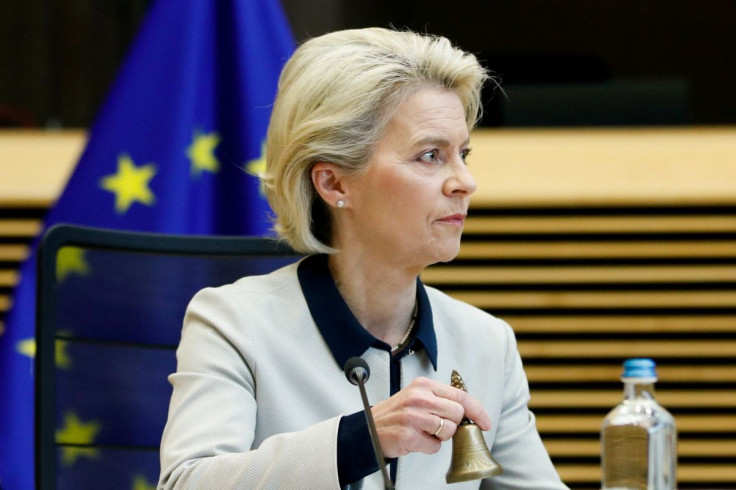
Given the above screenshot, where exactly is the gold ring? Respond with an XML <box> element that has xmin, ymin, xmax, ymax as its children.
<box><xmin>433</xmin><ymin>416</ymin><xmax>444</xmax><ymax>437</ymax></box>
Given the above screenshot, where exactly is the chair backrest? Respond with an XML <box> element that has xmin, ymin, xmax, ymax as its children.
<box><xmin>35</xmin><ymin>224</ymin><xmax>301</xmax><ymax>490</ymax></box>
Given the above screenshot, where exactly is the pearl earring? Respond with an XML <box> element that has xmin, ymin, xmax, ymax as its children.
<box><xmin>336</xmin><ymin>200</ymin><xmax>345</xmax><ymax>208</ymax></box>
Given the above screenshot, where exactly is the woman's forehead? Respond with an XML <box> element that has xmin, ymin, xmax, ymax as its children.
<box><xmin>382</xmin><ymin>88</ymin><xmax>469</xmax><ymax>146</ymax></box>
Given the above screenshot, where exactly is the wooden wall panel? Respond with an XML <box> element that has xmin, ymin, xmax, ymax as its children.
<box><xmin>422</xmin><ymin>206</ymin><xmax>736</xmax><ymax>489</ymax></box>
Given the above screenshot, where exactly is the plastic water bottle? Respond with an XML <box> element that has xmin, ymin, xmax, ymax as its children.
<box><xmin>601</xmin><ymin>358</ymin><xmax>677</xmax><ymax>490</ymax></box>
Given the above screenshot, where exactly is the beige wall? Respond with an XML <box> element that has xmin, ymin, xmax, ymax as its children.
<box><xmin>1</xmin><ymin>127</ymin><xmax>735</xmax><ymax>208</ymax></box>
<box><xmin>0</xmin><ymin>130</ymin><xmax>85</xmax><ymax>207</ymax></box>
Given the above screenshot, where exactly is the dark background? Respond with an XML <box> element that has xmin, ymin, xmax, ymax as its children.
<box><xmin>1</xmin><ymin>0</ymin><xmax>734</xmax><ymax>128</ymax></box>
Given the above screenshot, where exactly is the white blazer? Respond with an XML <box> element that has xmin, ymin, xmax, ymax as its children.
<box><xmin>159</xmin><ymin>260</ymin><xmax>568</xmax><ymax>489</ymax></box>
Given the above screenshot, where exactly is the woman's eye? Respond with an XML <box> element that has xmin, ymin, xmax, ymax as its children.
<box><xmin>419</xmin><ymin>150</ymin><xmax>439</xmax><ymax>164</ymax></box>
<box><xmin>460</xmin><ymin>148</ymin><xmax>471</xmax><ymax>162</ymax></box>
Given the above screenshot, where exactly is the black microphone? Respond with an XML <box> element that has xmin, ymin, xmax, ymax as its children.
<box><xmin>343</xmin><ymin>357</ymin><xmax>394</xmax><ymax>490</ymax></box>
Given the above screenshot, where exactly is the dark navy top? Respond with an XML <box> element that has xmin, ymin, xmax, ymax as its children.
<box><xmin>297</xmin><ymin>254</ymin><xmax>437</xmax><ymax>486</ymax></box>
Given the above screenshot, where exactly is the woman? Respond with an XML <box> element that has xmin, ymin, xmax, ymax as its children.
<box><xmin>159</xmin><ymin>28</ymin><xmax>567</xmax><ymax>489</ymax></box>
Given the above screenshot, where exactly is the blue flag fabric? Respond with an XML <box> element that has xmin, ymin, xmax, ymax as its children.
<box><xmin>0</xmin><ymin>1</ymin><xmax>294</xmax><ymax>488</ymax></box>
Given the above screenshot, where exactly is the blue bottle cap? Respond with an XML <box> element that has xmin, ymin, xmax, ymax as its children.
<box><xmin>621</xmin><ymin>358</ymin><xmax>657</xmax><ymax>380</ymax></box>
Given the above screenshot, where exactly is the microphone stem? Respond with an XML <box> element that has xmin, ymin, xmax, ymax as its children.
<box><xmin>356</xmin><ymin>378</ymin><xmax>394</xmax><ymax>490</ymax></box>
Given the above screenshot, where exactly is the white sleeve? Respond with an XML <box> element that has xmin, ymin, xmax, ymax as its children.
<box><xmin>158</xmin><ymin>287</ymin><xmax>341</xmax><ymax>489</ymax></box>
<box><xmin>480</xmin><ymin>322</ymin><xmax>569</xmax><ymax>490</ymax></box>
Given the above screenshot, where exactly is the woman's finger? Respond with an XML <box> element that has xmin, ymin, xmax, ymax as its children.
<box><xmin>427</xmin><ymin>414</ymin><xmax>458</xmax><ymax>442</ymax></box>
<box><xmin>407</xmin><ymin>377</ymin><xmax>492</xmax><ymax>431</ymax></box>
<box><xmin>427</xmin><ymin>381</ymin><xmax>491</xmax><ymax>431</ymax></box>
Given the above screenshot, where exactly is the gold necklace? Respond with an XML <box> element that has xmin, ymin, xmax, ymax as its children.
<box><xmin>391</xmin><ymin>302</ymin><xmax>419</xmax><ymax>354</ymax></box>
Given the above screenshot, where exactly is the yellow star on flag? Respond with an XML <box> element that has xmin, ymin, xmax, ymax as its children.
<box><xmin>16</xmin><ymin>337</ymin><xmax>35</xmax><ymax>358</ymax></box>
<box><xmin>56</xmin><ymin>411</ymin><xmax>101</xmax><ymax>466</ymax></box>
<box><xmin>16</xmin><ymin>338</ymin><xmax>72</xmax><ymax>369</ymax></box>
<box><xmin>245</xmin><ymin>141</ymin><xmax>267</xmax><ymax>195</ymax></box>
<box><xmin>100</xmin><ymin>154</ymin><xmax>157</xmax><ymax>214</ymax></box>
<box><xmin>56</xmin><ymin>246</ymin><xmax>90</xmax><ymax>282</ymax></box>
<box><xmin>55</xmin><ymin>339</ymin><xmax>72</xmax><ymax>369</ymax></box>
<box><xmin>132</xmin><ymin>474</ymin><xmax>157</xmax><ymax>490</ymax></box>
<box><xmin>187</xmin><ymin>131</ymin><xmax>221</xmax><ymax>176</ymax></box>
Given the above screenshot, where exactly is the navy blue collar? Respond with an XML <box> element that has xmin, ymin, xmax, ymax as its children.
<box><xmin>297</xmin><ymin>254</ymin><xmax>437</xmax><ymax>371</ymax></box>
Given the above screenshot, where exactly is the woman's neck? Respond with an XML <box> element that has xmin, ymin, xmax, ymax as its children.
<box><xmin>327</xmin><ymin>250</ymin><xmax>419</xmax><ymax>348</ymax></box>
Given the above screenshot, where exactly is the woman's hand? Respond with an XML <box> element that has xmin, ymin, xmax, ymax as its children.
<box><xmin>370</xmin><ymin>376</ymin><xmax>491</xmax><ymax>458</ymax></box>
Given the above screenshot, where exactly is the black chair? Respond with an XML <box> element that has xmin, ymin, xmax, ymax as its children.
<box><xmin>35</xmin><ymin>224</ymin><xmax>301</xmax><ymax>490</ymax></box>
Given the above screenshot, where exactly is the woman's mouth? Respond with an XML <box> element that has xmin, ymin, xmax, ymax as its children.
<box><xmin>437</xmin><ymin>213</ymin><xmax>466</xmax><ymax>226</ymax></box>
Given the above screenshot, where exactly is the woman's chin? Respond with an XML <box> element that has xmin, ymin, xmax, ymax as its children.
<box><xmin>430</xmin><ymin>242</ymin><xmax>462</xmax><ymax>265</ymax></box>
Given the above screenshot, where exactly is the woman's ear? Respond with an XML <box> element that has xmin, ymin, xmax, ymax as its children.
<box><xmin>311</xmin><ymin>162</ymin><xmax>348</xmax><ymax>208</ymax></box>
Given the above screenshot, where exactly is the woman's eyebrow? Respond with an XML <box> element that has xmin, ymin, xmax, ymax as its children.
<box><xmin>412</xmin><ymin>136</ymin><xmax>470</xmax><ymax>148</ymax></box>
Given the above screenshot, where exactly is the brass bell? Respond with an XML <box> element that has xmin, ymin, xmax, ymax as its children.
<box><xmin>446</xmin><ymin>370</ymin><xmax>503</xmax><ymax>484</ymax></box>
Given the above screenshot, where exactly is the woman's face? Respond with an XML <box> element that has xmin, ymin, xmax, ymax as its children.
<box><xmin>340</xmin><ymin>86</ymin><xmax>477</xmax><ymax>270</ymax></box>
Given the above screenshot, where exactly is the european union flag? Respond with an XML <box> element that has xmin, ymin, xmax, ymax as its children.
<box><xmin>0</xmin><ymin>1</ymin><xmax>294</xmax><ymax>488</ymax></box>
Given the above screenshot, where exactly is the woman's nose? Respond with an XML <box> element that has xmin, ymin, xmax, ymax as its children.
<box><xmin>444</xmin><ymin>160</ymin><xmax>477</xmax><ymax>196</ymax></box>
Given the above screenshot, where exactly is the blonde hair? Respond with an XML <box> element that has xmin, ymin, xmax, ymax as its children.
<box><xmin>263</xmin><ymin>27</ymin><xmax>489</xmax><ymax>254</ymax></box>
